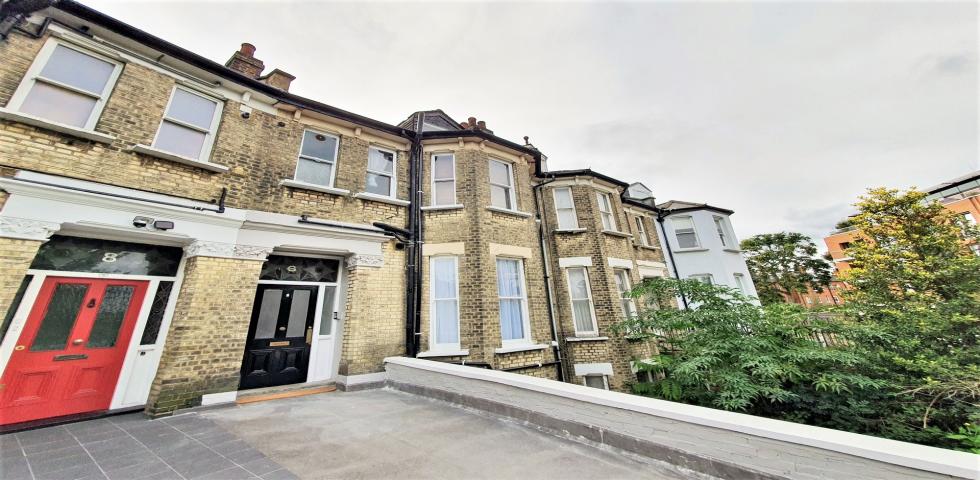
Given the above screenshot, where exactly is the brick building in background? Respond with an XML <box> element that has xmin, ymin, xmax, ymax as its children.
<box><xmin>0</xmin><ymin>1</ymin><xmax>755</xmax><ymax>426</ymax></box>
<box><xmin>822</xmin><ymin>169</ymin><xmax>980</xmax><ymax>304</ymax></box>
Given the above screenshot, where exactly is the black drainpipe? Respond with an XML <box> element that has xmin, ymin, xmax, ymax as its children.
<box><xmin>0</xmin><ymin>0</ymin><xmax>55</xmax><ymax>41</ymax></box>
<box><xmin>655</xmin><ymin>208</ymin><xmax>688</xmax><ymax>309</ymax></box>
<box><xmin>404</xmin><ymin>117</ymin><xmax>425</xmax><ymax>357</ymax></box>
<box><xmin>532</xmin><ymin>176</ymin><xmax>565</xmax><ymax>382</ymax></box>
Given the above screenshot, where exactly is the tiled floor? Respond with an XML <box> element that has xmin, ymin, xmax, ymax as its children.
<box><xmin>0</xmin><ymin>412</ymin><xmax>296</xmax><ymax>480</ymax></box>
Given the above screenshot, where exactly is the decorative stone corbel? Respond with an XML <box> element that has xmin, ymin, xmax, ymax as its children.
<box><xmin>185</xmin><ymin>240</ymin><xmax>272</xmax><ymax>261</ymax></box>
<box><xmin>0</xmin><ymin>216</ymin><xmax>60</xmax><ymax>241</ymax></box>
<box><xmin>347</xmin><ymin>254</ymin><xmax>384</xmax><ymax>270</ymax></box>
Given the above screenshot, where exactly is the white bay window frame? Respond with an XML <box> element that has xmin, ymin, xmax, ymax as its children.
<box><xmin>6</xmin><ymin>38</ymin><xmax>123</xmax><ymax>131</ymax></box>
<box><xmin>429</xmin><ymin>256</ymin><xmax>461</xmax><ymax>352</ymax></box>
<box><xmin>566</xmin><ymin>267</ymin><xmax>599</xmax><ymax>336</ymax></box>
<box><xmin>672</xmin><ymin>215</ymin><xmax>701</xmax><ymax>249</ymax></box>
<box><xmin>634</xmin><ymin>216</ymin><xmax>650</xmax><ymax>246</ymax></box>
<box><xmin>150</xmin><ymin>85</ymin><xmax>224</xmax><ymax>162</ymax></box>
<box><xmin>431</xmin><ymin>153</ymin><xmax>457</xmax><ymax>206</ymax></box>
<box><xmin>596</xmin><ymin>192</ymin><xmax>617</xmax><ymax>231</ymax></box>
<box><xmin>489</xmin><ymin>158</ymin><xmax>517</xmax><ymax>211</ymax></box>
<box><xmin>495</xmin><ymin>257</ymin><xmax>532</xmax><ymax>346</ymax></box>
<box><xmin>553</xmin><ymin>187</ymin><xmax>579</xmax><ymax>230</ymax></box>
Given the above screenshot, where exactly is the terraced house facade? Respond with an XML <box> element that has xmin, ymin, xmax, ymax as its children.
<box><xmin>0</xmin><ymin>1</ymin><xmax>692</xmax><ymax>426</ymax></box>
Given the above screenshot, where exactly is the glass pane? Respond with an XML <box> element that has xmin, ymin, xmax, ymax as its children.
<box><xmin>433</xmin><ymin>155</ymin><xmax>454</xmax><ymax>179</ymax></box>
<box><xmin>30</xmin><ymin>235</ymin><xmax>182</xmax><ymax>277</ymax></box>
<box><xmin>434</xmin><ymin>299</ymin><xmax>459</xmax><ymax>344</ymax></box>
<box><xmin>554</xmin><ymin>189</ymin><xmax>572</xmax><ymax>209</ymax></box>
<box><xmin>295</xmin><ymin>157</ymin><xmax>332</xmax><ymax>186</ymax></box>
<box><xmin>260</xmin><ymin>256</ymin><xmax>340</xmax><ymax>282</ymax></box>
<box><xmin>597</xmin><ymin>193</ymin><xmax>610</xmax><ymax>212</ymax></box>
<box><xmin>155</xmin><ymin>121</ymin><xmax>207</xmax><ymax>159</ymax></box>
<box><xmin>254</xmin><ymin>289</ymin><xmax>282</xmax><ymax>339</ymax></box>
<box><xmin>40</xmin><ymin>45</ymin><xmax>114</xmax><ymax>94</ymax></box>
<box><xmin>366</xmin><ymin>173</ymin><xmax>392</xmax><ymax>196</ymax></box>
<box><xmin>88</xmin><ymin>285</ymin><xmax>135</xmax><ymax>348</ymax></box>
<box><xmin>499</xmin><ymin>298</ymin><xmax>523</xmax><ymax>341</ymax></box>
<box><xmin>31</xmin><ymin>283</ymin><xmax>88</xmax><ymax>351</ymax></box>
<box><xmin>557</xmin><ymin>209</ymin><xmax>577</xmax><ymax>229</ymax></box>
<box><xmin>434</xmin><ymin>181</ymin><xmax>455</xmax><ymax>205</ymax></box>
<box><xmin>167</xmin><ymin>89</ymin><xmax>217</xmax><ymax>130</ymax></box>
<box><xmin>585</xmin><ymin>376</ymin><xmax>606</xmax><ymax>389</ymax></box>
<box><xmin>568</xmin><ymin>269</ymin><xmax>589</xmax><ymax>299</ymax></box>
<box><xmin>319</xmin><ymin>286</ymin><xmax>336</xmax><ymax>335</ymax></box>
<box><xmin>677</xmin><ymin>231</ymin><xmax>699</xmax><ymax>249</ymax></box>
<box><xmin>496</xmin><ymin>259</ymin><xmax>522</xmax><ymax>297</ymax></box>
<box><xmin>286</xmin><ymin>290</ymin><xmax>311</xmax><ymax>337</ymax></box>
<box><xmin>432</xmin><ymin>258</ymin><xmax>457</xmax><ymax>299</ymax></box>
<box><xmin>489</xmin><ymin>161</ymin><xmax>510</xmax><ymax>186</ymax></box>
<box><xmin>614</xmin><ymin>271</ymin><xmax>628</xmax><ymax>295</ymax></box>
<box><xmin>673</xmin><ymin>217</ymin><xmax>694</xmax><ymax>230</ymax></box>
<box><xmin>301</xmin><ymin>130</ymin><xmax>337</xmax><ymax>160</ymax></box>
<box><xmin>572</xmin><ymin>300</ymin><xmax>594</xmax><ymax>333</ymax></box>
<box><xmin>1</xmin><ymin>276</ymin><xmax>33</xmax><ymax>344</ymax></box>
<box><xmin>490</xmin><ymin>185</ymin><xmax>511</xmax><ymax>209</ymax></box>
<box><xmin>141</xmin><ymin>281</ymin><xmax>173</xmax><ymax>345</ymax></box>
<box><xmin>20</xmin><ymin>82</ymin><xmax>96</xmax><ymax>127</ymax></box>
<box><xmin>368</xmin><ymin>148</ymin><xmax>394</xmax><ymax>173</ymax></box>
<box><xmin>601</xmin><ymin>212</ymin><xmax>615</xmax><ymax>230</ymax></box>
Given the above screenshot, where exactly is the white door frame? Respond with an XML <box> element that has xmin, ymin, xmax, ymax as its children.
<box><xmin>0</xmin><ymin>264</ymin><xmax>186</xmax><ymax>411</ymax></box>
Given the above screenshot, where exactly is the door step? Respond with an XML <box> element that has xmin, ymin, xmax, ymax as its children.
<box><xmin>236</xmin><ymin>381</ymin><xmax>337</xmax><ymax>405</ymax></box>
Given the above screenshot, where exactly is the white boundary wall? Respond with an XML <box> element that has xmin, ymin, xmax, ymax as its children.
<box><xmin>384</xmin><ymin>357</ymin><xmax>978</xmax><ymax>480</ymax></box>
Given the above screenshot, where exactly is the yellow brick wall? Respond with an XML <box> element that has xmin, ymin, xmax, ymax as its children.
<box><xmin>0</xmin><ymin>237</ymin><xmax>43</xmax><ymax>324</ymax></box>
<box><xmin>145</xmin><ymin>256</ymin><xmax>264</xmax><ymax>416</ymax></box>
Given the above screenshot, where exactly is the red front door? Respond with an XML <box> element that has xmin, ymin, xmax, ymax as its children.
<box><xmin>0</xmin><ymin>277</ymin><xmax>148</xmax><ymax>426</ymax></box>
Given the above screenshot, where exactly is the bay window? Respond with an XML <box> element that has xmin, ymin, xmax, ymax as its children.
<box><xmin>430</xmin><ymin>256</ymin><xmax>460</xmax><ymax>351</ymax></box>
<box><xmin>566</xmin><ymin>267</ymin><xmax>598</xmax><ymax>335</ymax></box>
<box><xmin>672</xmin><ymin>216</ymin><xmax>700</xmax><ymax>249</ymax></box>
<box><xmin>553</xmin><ymin>187</ymin><xmax>578</xmax><ymax>229</ymax></box>
<box><xmin>496</xmin><ymin>258</ymin><xmax>531</xmax><ymax>344</ymax></box>
<box><xmin>366</xmin><ymin>146</ymin><xmax>396</xmax><ymax>197</ymax></box>
<box><xmin>431</xmin><ymin>154</ymin><xmax>456</xmax><ymax>206</ymax></box>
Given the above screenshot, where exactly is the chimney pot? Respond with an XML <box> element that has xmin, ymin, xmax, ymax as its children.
<box><xmin>467</xmin><ymin>117</ymin><xmax>477</xmax><ymax>127</ymax></box>
<box><xmin>477</xmin><ymin>120</ymin><xmax>487</xmax><ymax>130</ymax></box>
<box><xmin>460</xmin><ymin>122</ymin><xmax>469</xmax><ymax>128</ymax></box>
<box><xmin>239</xmin><ymin>43</ymin><xmax>256</xmax><ymax>57</ymax></box>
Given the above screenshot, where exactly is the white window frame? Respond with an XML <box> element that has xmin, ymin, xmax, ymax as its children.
<box><xmin>7</xmin><ymin>38</ymin><xmax>124</xmax><ymax>131</ymax></box>
<box><xmin>690</xmin><ymin>273</ymin><xmax>714</xmax><ymax>285</ymax></box>
<box><xmin>495</xmin><ymin>257</ymin><xmax>532</xmax><ymax>346</ymax></box>
<box><xmin>150</xmin><ymin>85</ymin><xmax>224</xmax><ymax>162</ymax></box>
<box><xmin>733</xmin><ymin>273</ymin><xmax>747</xmax><ymax>293</ymax></box>
<box><xmin>553</xmin><ymin>187</ymin><xmax>579</xmax><ymax>229</ymax></box>
<box><xmin>293</xmin><ymin>129</ymin><xmax>341</xmax><ymax>187</ymax></box>
<box><xmin>366</xmin><ymin>145</ymin><xmax>397</xmax><ymax>198</ymax></box>
<box><xmin>634</xmin><ymin>216</ymin><xmax>650</xmax><ymax>246</ymax></box>
<box><xmin>613</xmin><ymin>269</ymin><xmax>637</xmax><ymax>319</ymax></box>
<box><xmin>672</xmin><ymin>215</ymin><xmax>701</xmax><ymax>249</ymax></box>
<box><xmin>596</xmin><ymin>192</ymin><xmax>617</xmax><ymax>231</ymax></box>
<box><xmin>429</xmin><ymin>256</ymin><xmax>461</xmax><ymax>352</ymax></box>
<box><xmin>713</xmin><ymin>215</ymin><xmax>730</xmax><ymax>247</ymax></box>
<box><xmin>489</xmin><ymin>158</ymin><xmax>517</xmax><ymax>210</ymax></box>
<box><xmin>566</xmin><ymin>267</ymin><xmax>599</xmax><ymax>336</ymax></box>
<box><xmin>582</xmin><ymin>374</ymin><xmax>609</xmax><ymax>390</ymax></box>
<box><xmin>431</xmin><ymin>153</ymin><xmax>457</xmax><ymax>206</ymax></box>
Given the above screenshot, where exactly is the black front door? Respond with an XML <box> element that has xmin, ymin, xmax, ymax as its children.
<box><xmin>240</xmin><ymin>284</ymin><xmax>318</xmax><ymax>390</ymax></box>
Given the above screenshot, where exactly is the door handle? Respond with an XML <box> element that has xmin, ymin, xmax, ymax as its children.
<box><xmin>72</xmin><ymin>338</ymin><xmax>85</xmax><ymax>345</ymax></box>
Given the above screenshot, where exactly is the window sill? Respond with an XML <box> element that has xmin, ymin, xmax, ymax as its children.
<box><xmin>421</xmin><ymin>204</ymin><xmax>464</xmax><ymax>212</ymax></box>
<box><xmin>723</xmin><ymin>248</ymin><xmax>742</xmax><ymax>253</ymax></box>
<box><xmin>566</xmin><ymin>336</ymin><xmax>609</xmax><ymax>342</ymax></box>
<box><xmin>0</xmin><ymin>108</ymin><xmax>116</xmax><ymax>144</ymax></box>
<box><xmin>674</xmin><ymin>247</ymin><xmax>709</xmax><ymax>253</ymax></box>
<box><xmin>354</xmin><ymin>192</ymin><xmax>409</xmax><ymax>206</ymax></box>
<box><xmin>634</xmin><ymin>244</ymin><xmax>659</xmax><ymax>251</ymax></box>
<box><xmin>494</xmin><ymin>343</ymin><xmax>548</xmax><ymax>354</ymax></box>
<box><xmin>554</xmin><ymin>228</ymin><xmax>586</xmax><ymax>234</ymax></box>
<box><xmin>601</xmin><ymin>229</ymin><xmax>632</xmax><ymax>238</ymax></box>
<box><xmin>132</xmin><ymin>144</ymin><xmax>228</xmax><ymax>173</ymax></box>
<box><xmin>486</xmin><ymin>206</ymin><xmax>533</xmax><ymax>218</ymax></box>
<box><xmin>417</xmin><ymin>349</ymin><xmax>469</xmax><ymax>358</ymax></box>
<box><xmin>280</xmin><ymin>179</ymin><xmax>350</xmax><ymax>196</ymax></box>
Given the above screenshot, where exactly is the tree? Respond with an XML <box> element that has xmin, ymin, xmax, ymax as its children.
<box><xmin>838</xmin><ymin>188</ymin><xmax>980</xmax><ymax>445</ymax></box>
<box><xmin>740</xmin><ymin>232</ymin><xmax>833</xmax><ymax>305</ymax></box>
<box><xmin>615</xmin><ymin>277</ymin><xmax>881</xmax><ymax>413</ymax></box>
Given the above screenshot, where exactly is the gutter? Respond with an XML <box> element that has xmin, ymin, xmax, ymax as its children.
<box><xmin>532</xmin><ymin>176</ymin><xmax>565</xmax><ymax>382</ymax></box>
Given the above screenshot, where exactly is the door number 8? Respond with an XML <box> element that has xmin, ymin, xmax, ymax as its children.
<box><xmin>102</xmin><ymin>252</ymin><xmax>119</xmax><ymax>263</ymax></box>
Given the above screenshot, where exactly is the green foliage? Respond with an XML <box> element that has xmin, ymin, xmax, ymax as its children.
<box><xmin>740</xmin><ymin>232</ymin><xmax>834</xmax><ymax>305</ymax></box>
<box><xmin>620</xmin><ymin>188</ymin><xmax>980</xmax><ymax>451</ymax></box>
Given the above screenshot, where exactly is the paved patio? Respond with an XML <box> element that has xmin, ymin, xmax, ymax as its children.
<box><xmin>1</xmin><ymin>388</ymin><xmax>692</xmax><ymax>480</ymax></box>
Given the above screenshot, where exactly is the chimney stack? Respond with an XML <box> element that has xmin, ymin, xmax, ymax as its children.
<box><xmin>225</xmin><ymin>42</ymin><xmax>265</xmax><ymax>78</ymax></box>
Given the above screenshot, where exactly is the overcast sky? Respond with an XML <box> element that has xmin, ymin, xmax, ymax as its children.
<box><xmin>84</xmin><ymin>0</ymin><xmax>978</xmax><ymax>249</ymax></box>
